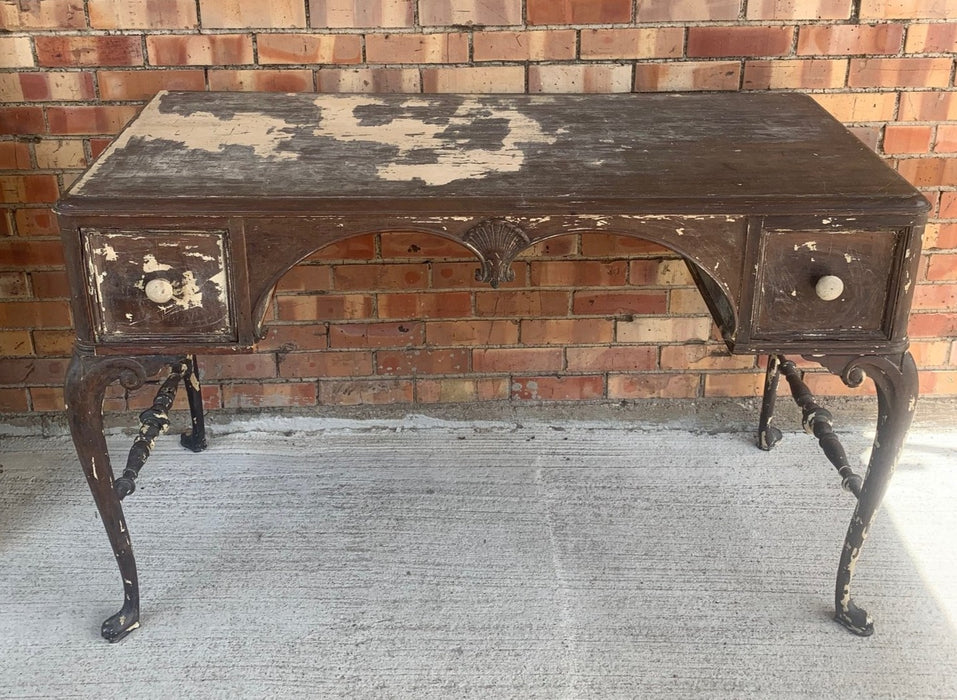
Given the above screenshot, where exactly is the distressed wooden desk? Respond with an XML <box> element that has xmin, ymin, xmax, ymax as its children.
<box><xmin>56</xmin><ymin>91</ymin><xmax>928</xmax><ymax>642</ymax></box>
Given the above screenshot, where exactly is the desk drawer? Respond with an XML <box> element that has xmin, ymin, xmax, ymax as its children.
<box><xmin>83</xmin><ymin>229</ymin><xmax>236</xmax><ymax>343</ymax></box>
<box><xmin>751</xmin><ymin>228</ymin><xmax>904</xmax><ymax>342</ymax></box>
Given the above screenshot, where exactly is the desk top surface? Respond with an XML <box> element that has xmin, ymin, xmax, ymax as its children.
<box><xmin>61</xmin><ymin>91</ymin><xmax>926</xmax><ymax>216</ymax></box>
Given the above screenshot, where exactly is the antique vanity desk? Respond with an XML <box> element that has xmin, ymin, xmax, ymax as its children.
<box><xmin>55</xmin><ymin>91</ymin><xmax>928</xmax><ymax>641</ymax></box>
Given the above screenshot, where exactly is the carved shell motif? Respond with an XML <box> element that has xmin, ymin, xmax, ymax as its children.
<box><xmin>461</xmin><ymin>218</ymin><xmax>530</xmax><ymax>289</ymax></box>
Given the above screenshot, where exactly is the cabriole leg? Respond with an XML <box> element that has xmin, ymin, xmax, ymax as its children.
<box><xmin>758</xmin><ymin>354</ymin><xmax>783</xmax><ymax>450</ymax></box>
<box><xmin>818</xmin><ymin>353</ymin><xmax>918</xmax><ymax>636</ymax></box>
<box><xmin>180</xmin><ymin>354</ymin><xmax>208</xmax><ymax>453</ymax></box>
<box><xmin>64</xmin><ymin>348</ymin><xmax>178</xmax><ymax>642</ymax></box>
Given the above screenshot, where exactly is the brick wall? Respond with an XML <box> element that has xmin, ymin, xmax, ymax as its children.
<box><xmin>1</xmin><ymin>0</ymin><xmax>956</xmax><ymax>414</ymax></box>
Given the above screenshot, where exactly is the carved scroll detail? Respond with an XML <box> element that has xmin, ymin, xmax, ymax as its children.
<box><xmin>461</xmin><ymin>218</ymin><xmax>530</xmax><ymax>289</ymax></box>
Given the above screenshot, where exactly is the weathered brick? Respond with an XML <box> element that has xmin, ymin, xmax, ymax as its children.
<box><xmin>0</xmin><ymin>142</ymin><xmax>31</xmax><ymax>170</ymax></box>
<box><xmin>688</xmin><ymin>26</ymin><xmax>793</xmax><ymax>58</ymax></box>
<box><xmin>14</xmin><ymin>208</ymin><xmax>59</xmax><ymax>236</ymax></box>
<box><xmin>474</xmin><ymin>30</ymin><xmax>576</xmax><ymax>62</ymax></box>
<box><xmin>580</xmin><ymin>28</ymin><xmax>683</xmax><ymax>60</ymax></box>
<box><xmin>32</xmin><ymin>329</ymin><xmax>75</xmax><ymax>355</ymax></box>
<box><xmin>419</xmin><ymin>0</ymin><xmax>522</xmax><ymax>25</ymax></box>
<box><xmin>637</xmin><ymin>0</ymin><xmax>740</xmax><ymax>21</ymax></box>
<box><xmin>47</xmin><ymin>105</ymin><xmax>140</xmax><ymax>135</ymax></box>
<box><xmin>848</xmin><ymin>57</ymin><xmax>952</xmax><ymax>88</ymax></box>
<box><xmin>884</xmin><ymin>124</ymin><xmax>933</xmax><ymax>154</ymax></box>
<box><xmin>617</xmin><ymin>316</ymin><xmax>713</xmax><ymax>343</ymax></box>
<box><xmin>223</xmin><ymin>382</ymin><xmax>317</xmax><ymax>408</ymax></box>
<box><xmin>36</xmin><ymin>35</ymin><xmax>143</xmax><ymax>67</ymax></box>
<box><xmin>416</xmin><ymin>377</ymin><xmax>509</xmax><ymax>403</ymax></box>
<box><xmin>608</xmin><ymin>373</ymin><xmax>699</xmax><ymax>399</ymax></box>
<box><xmin>926</xmin><ymin>254</ymin><xmax>957</xmax><ymax>281</ymax></box>
<box><xmin>202</xmin><ymin>355</ymin><xmax>277</xmax><ymax>380</ymax></box>
<box><xmin>798</xmin><ymin>24</ymin><xmax>903</xmax><ymax>56</ymax></box>
<box><xmin>377</xmin><ymin>348</ymin><xmax>469</xmax><ymax>375</ymax></box>
<box><xmin>899</xmin><ymin>92</ymin><xmax>957</xmax><ymax>122</ymax></box>
<box><xmin>743</xmin><ymin>59</ymin><xmax>847</xmax><ymax>90</ymax></box>
<box><xmin>199</xmin><ymin>0</ymin><xmax>306</xmax><ymax>28</ymax></box>
<box><xmin>660</xmin><ymin>345</ymin><xmax>756</xmax><ymax>370</ymax></box>
<box><xmin>89</xmin><ymin>0</ymin><xmax>197</xmax><ymax>28</ymax></box>
<box><xmin>572</xmin><ymin>290</ymin><xmax>668</xmax><ymax>316</ymax></box>
<box><xmin>629</xmin><ymin>258</ymin><xmax>693</xmax><ymax>286</ymax></box>
<box><xmin>812</xmin><ymin>92</ymin><xmax>898</xmax><ymax>122</ymax></box>
<box><xmin>520</xmin><ymin>318</ymin><xmax>614</xmax><ymax>345</ymax></box>
<box><xmin>0</xmin><ymin>300</ymin><xmax>70</xmax><ymax>328</ymax></box>
<box><xmin>909</xmin><ymin>339</ymin><xmax>951</xmax><ymax>366</ymax></box>
<box><xmin>258</xmin><ymin>324</ymin><xmax>329</xmax><ymax>351</ymax></box>
<box><xmin>147</xmin><ymin>34</ymin><xmax>254</xmax><ymax>65</ymax></box>
<box><xmin>422</xmin><ymin>65</ymin><xmax>526</xmax><ymax>92</ymax></box>
<box><xmin>309</xmin><ymin>0</ymin><xmax>414</xmax><ymax>28</ymax></box>
<box><xmin>34</xmin><ymin>139</ymin><xmax>85</xmax><ymax>169</ymax></box>
<box><xmin>0</xmin><ymin>272</ymin><xmax>28</xmax><ymax>298</ymax></box>
<box><xmin>0</xmin><ymin>107</ymin><xmax>44</xmax><ymax>135</ymax></box>
<box><xmin>318</xmin><ymin>378</ymin><xmax>413</xmax><ymax>405</ymax></box>
<box><xmin>896</xmin><ymin>158</ymin><xmax>957</xmax><ymax>187</ymax></box>
<box><xmin>909</xmin><ymin>312</ymin><xmax>957</xmax><ymax>337</ymax></box>
<box><xmin>328</xmin><ymin>321</ymin><xmax>425</xmax><ymax>348</ymax></box>
<box><xmin>425</xmin><ymin>319</ymin><xmax>519</xmax><ymax>346</ymax></box>
<box><xmin>635</xmin><ymin>61</ymin><xmax>742</xmax><ymax>92</ymax></box>
<box><xmin>747</xmin><ymin>0</ymin><xmax>852</xmax><ymax>19</ymax></box>
<box><xmin>475</xmin><ymin>290</ymin><xmax>570</xmax><ymax>317</ymax></box>
<box><xmin>279</xmin><ymin>350</ymin><xmax>373</xmax><ymax>377</ymax></box>
<box><xmin>937</xmin><ymin>125</ymin><xmax>957</xmax><ymax>153</ymax></box>
<box><xmin>860</xmin><ymin>0</ymin><xmax>957</xmax><ymax>20</ymax></box>
<box><xmin>939</xmin><ymin>192</ymin><xmax>957</xmax><ymax>218</ymax></box>
<box><xmin>511</xmin><ymin>375</ymin><xmax>604</xmax><ymax>400</ymax></box>
<box><xmin>0</xmin><ymin>175</ymin><xmax>59</xmax><ymax>204</ymax></box>
<box><xmin>97</xmin><ymin>69</ymin><xmax>206</xmax><ymax>100</ymax></box>
<box><xmin>277</xmin><ymin>293</ymin><xmax>374</xmax><ymax>321</ymax></box>
<box><xmin>913</xmin><ymin>282</ymin><xmax>957</xmax><ymax>308</ymax></box>
<box><xmin>0</xmin><ymin>330</ymin><xmax>32</xmax><ymax>355</ymax></box>
<box><xmin>317</xmin><ymin>68</ymin><xmax>421</xmax><ymax>92</ymax></box>
<box><xmin>0</xmin><ymin>36</ymin><xmax>35</xmax><ymax>68</ymax></box>
<box><xmin>527</xmin><ymin>0</ymin><xmax>632</xmax><ymax>25</ymax></box>
<box><xmin>15</xmin><ymin>71</ymin><xmax>96</xmax><ymax>101</ymax></box>
<box><xmin>528</xmin><ymin>64</ymin><xmax>632</xmax><ymax>93</ymax></box>
<box><xmin>207</xmin><ymin>69</ymin><xmax>314</xmax><ymax>92</ymax></box>
<box><xmin>529</xmin><ymin>260</ymin><xmax>626</xmax><ymax>287</ymax></box>
<box><xmin>366</xmin><ymin>33</ymin><xmax>469</xmax><ymax>64</ymax></box>
<box><xmin>906</xmin><ymin>23</ymin><xmax>957</xmax><ymax>53</ymax></box>
<box><xmin>472</xmin><ymin>347</ymin><xmax>564</xmax><ymax>373</ymax></box>
<box><xmin>0</xmin><ymin>389</ymin><xmax>29</xmax><ymax>412</ymax></box>
<box><xmin>0</xmin><ymin>0</ymin><xmax>85</xmax><ymax>29</ymax></box>
<box><xmin>333</xmin><ymin>262</ymin><xmax>428</xmax><ymax>290</ymax></box>
<box><xmin>565</xmin><ymin>345</ymin><xmax>657</xmax><ymax>372</ymax></box>
<box><xmin>377</xmin><ymin>291</ymin><xmax>472</xmax><ymax>319</ymax></box>
<box><xmin>704</xmin><ymin>372</ymin><xmax>766</xmax><ymax>397</ymax></box>
<box><xmin>30</xmin><ymin>387</ymin><xmax>66</xmax><ymax>412</ymax></box>
<box><xmin>258</xmin><ymin>34</ymin><xmax>362</xmax><ymax>64</ymax></box>
<box><xmin>669</xmin><ymin>288</ymin><xmax>711</xmax><ymax>315</ymax></box>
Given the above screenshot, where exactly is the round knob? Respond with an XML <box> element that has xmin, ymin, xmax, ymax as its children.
<box><xmin>815</xmin><ymin>275</ymin><xmax>844</xmax><ymax>301</ymax></box>
<box><xmin>144</xmin><ymin>277</ymin><xmax>174</xmax><ymax>304</ymax></box>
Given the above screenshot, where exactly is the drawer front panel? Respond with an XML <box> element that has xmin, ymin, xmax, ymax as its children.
<box><xmin>752</xmin><ymin>229</ymin><xmax>904</xmax><ymax>341</ymax></box>
<box><xmin>83</xmin><ymin>229</ymin><xmax>235</xmax><ymax>342</ymax></box>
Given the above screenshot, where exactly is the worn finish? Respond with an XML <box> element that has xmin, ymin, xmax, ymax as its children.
<box><xmin>55</xmin><ymin>91</ymin><xmax>929</xmax><ymax>641</ymax></box>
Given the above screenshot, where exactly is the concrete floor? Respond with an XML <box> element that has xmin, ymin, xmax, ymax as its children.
<box><xmin>1</xmin><ymin>403</ymin><xmax>956</xmax><ymax>698</ymax></box>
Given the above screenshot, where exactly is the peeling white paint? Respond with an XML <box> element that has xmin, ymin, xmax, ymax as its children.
<box><xmin>794</xmin><ymin>241</ymin><xmax>818</xmax><ymax>252</ymax></box>
<box><xmin>142</xmin><ymin>254</ymin><xmax>172</xmax><ymax>273</ymax></box>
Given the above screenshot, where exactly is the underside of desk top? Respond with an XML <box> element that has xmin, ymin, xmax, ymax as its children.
<box><xmin>59</xmin><ymin>91</ymin><xmax>926</xmax><ymax>216</ymax></box>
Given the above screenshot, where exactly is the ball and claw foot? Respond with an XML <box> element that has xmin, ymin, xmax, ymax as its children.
<box><xmin>180</xmin><ymin>429</ymin><xmax>207</xmax><ymax>453</ymax></box>
<box><xmin>101</xmin><ymin>602</ymin><xmax>140</xmax><ymax>643</ymax></box>
<box><xmin>758</xmin><ymin>425</ymin><xmax>783</xmax><ymax>451</ymax></box>
<box><xmin>834</xmin><ymin>600</ymin><xmax>874</xmax><ymax>637</ymax></box>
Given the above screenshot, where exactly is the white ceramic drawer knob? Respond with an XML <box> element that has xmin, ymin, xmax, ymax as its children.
<box><xmin>815</xmin><ymin>275</ymin><xmax>844</xmax><ymax>301</ymax></box>
<box><xmin>144</xmin><ymin>277</ymin><xmax>174</xmax><ymax>304</ymax></box>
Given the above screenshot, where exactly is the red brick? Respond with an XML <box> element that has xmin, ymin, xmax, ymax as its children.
<box><xmin>377</xmin><ymin>291</ymin><xmax>472</xmax><ymax>319</ymax></box>
<box><xmin>629</xmin><ymin>259</ymin><xmax>691</xmax><ymax>286</ymax></box>
<box><xmin>637</xmin><ymin>0</ymin><xmax>740</xmax><ymax>21</ymax></box>
<box><xmin>0</xmin><ymin>143</ymin><xmax>31</xmax><ymax>170</ymax></box>
<box><xmin>200</xmin><ymin>0</ymin><xmax>306</xmax><ymax>27</ymax></box>
<box><xmin>147</xmin><ymin>34</ymin><xmax>254</xmax><ymax>66</ymax></box>
<box><xmin>0</xmin><ymin>209</ymin><xmax>11</xmax><ymax>236</ymax></box>
<box><xmin>0</xmin><ymin>272</ymin><xmax>28</xmax><ymax>298</ymax></box>
<box><xmin>660</xmin><ymin>345</ymin><xmax>756</xmax><ymax>370</ymax></box>
<box><xmin>937</xmin><ymin>125</ymin><xmax>957</xmax><ymax>153</ymax></box>
<box><xmin>207</xmin><ymin>69</ymin><xmax>314</xmax><ymax>92</ymax></box>
<box><xmin>883</xmin><ymin>125</ymin><xmax>933</xmax><ymax>154</ymax></box>
<box><xmin>309</xmin><ymin>0</ymin><xmax>415</xmax><ymax>28</ymax></box>
<box><xmin>258</xmin><ymin>324</ymin><xmax>328</xmax><ymax>351</ymax></box>
<box><xmin>688</xmin><ymin>26</ymin><xmax>793</xmax><ymax>58</ymax></box>
<box><xmin>529</xmin><ymin>260</ymin><xmax>626</xmax><ymax>287</ymax></box>
<box><xmin>333</xmin><ymin>263</ymin><xmax>428</xmax><ymax>291</ymax></box>
<box><xmin>474</xmin><ymin>30</ymin><xmax>576</xmax><ymax>62</ymax></box>
<box><xmin>419</xmin><ymin>0</ymin><xmax>522</xmax><ymax>25</ymax></box>
<box><xmin>0</xmin><ymin>175</ymin><xmax>59</xmax><ymax>204</ymax></box>
<box><xmin>36</xmin><ymin>35</ymin><xmax>143</xmax><ymax>67</ymax></box>
<box><xmin>15</xmin><ymin>208</ymin><xmax>60</xmax><ymax>236</ymax></box>
<box><xmin>860</xmin><ymin>0</ymin><xmax>957</xmax><ymax>20</ymax></box>
<box><xmin>909</xmin><ymin>312</ymin><xmax>957</xmax><ymax>337</ymax></box>
<box><xmin>329</xmin><ymin>321</ymin><xmax>425</xmax><ymax>348</ymax></box>
<box><xmin>521</xmin><ymin>318</ymin><xmax>614</xmax><ymax>345</ymax></box>
<box><xmin>89</xmin><ymin>138</ymin><xmax>113</xmax><ymax>159</ymax></box>
<box><xmin>0</xmin><ymin>1</ymin><xmax>85</xmax><ymax>29</ymax></box>
<box><xmin>279</xmin><ymin>350</ymin><xmax>373</xmax><ymax>377</ymax></box>
<box><xmin>580</xmin><ymin>28</ymin><xmax>683</xmax><ymax>59</ymax></box>
<box><xmin>906</xmin><ymin>23</ymin><xmax>957</xmax><ymax>53</ymax></box>
<box><xmin>527</xmin><ymin>0</ymin><xmax>632</xmax><ymax>24</ymax></box>
<box><xmin>89</xmin><ymin>0</ymin><xmax>197</xmax><ymax>28</ymax></box>
<box><xmin>909</xmin><ymin>339</ymin><xmax>951</xmax><ymax>366</ymax></box>
<box><xmin>202</xmin><ymin>355</ymin><xmax>277</xmax><ymax>380</ymax></box>
<box><xmin>798</xmin><ymin>24</ymin><xmax>904</xmax><ymax>56</ymax></box>
<box><xmin>748</xmin><ymin>0</ymin><xmax>852</xmax><ymax>19</ymax></box>
<box><xmin>511</xmin><ymin>375</ymin><xmax>604</xmax><ymax>400</ymax></box>
<box><xmin>913</xmin><ymin>282</ymin><xmax>957</xmax><ymax>308</ymax></box>
<box><xmin>529</xmin><ymin>65</ymin><xmax>633</xmax><ymax>93</ymax></box>
<box><xmin>571</xmin><ymin>290</ymin><xmax>669</xmax><ymax>316</ymax></box>
<box><xmin>258</xmin><ymin>34</ymin><xmax>362</xmax><ymax>64</ymax></box>
<box><xmin>318</xmin><ymin>378</ymin><xmax>413</xmax><ymax>405</ymax></box>
<box><xmin>0</xmin><ymin>389</ymin><xmax>29</xmax><ymax>412</ymax></box>
<box><xmin>223</xmin><ymin>382</ymin><xmax>317</xmax><ymax>408</ymax></box>
<box><xmin>743</xmin><ymin>59</ymin><xmax>847</xmax><ymax>90</ymax></box>
<box><xmin>0</xmin><ymin>358</ymin><xmax>71</xmax><ymax>385</ymax></box>
<box><xmin>636</xmin><ymin>62</ymin><xmax>742</xmax><ymax>92</ymax></box>
<box><xmin>17</xmin><ymin>71</ymin><xmax>96</xmax><ymax>101</ymax></box>
<box><xmin>274</xmin><ymin>264</ymin><xmax>333</xmax><ymax>292</ymax></box>
<box><xmin>317</xmin><ymin>68</ymin><xmax>421</xmax><ymax>92</ymax></box>
<box><xmin>813</xmin><ymin>93</ymin><xmax>898</xmax><ymax>122</ymax></box>
<box><xmin>0</xmin><ymin>36</ymin><xmax>35</xmax><ymax>68</ymax></box>
<box><xmin>566</xmin><ymin>346</ymin><xmax>657</xmax><ymax>372</ymax></box>
<box><xmin>431</xmin><ymin>261</ymin><xmax>525</xmax><ymax>289</ymax></box>
<box><xmin>425</xmin><ymin>319</ymin><xmax>519</xmax><ymax>346</ymax></box>
<box><xmin>0</xmin><ymin>330</ymin><xmax>32</xmax><ymax>356</ymax></box>
<box><xmin>848</xmin><ymin>57</ymin><xmax>952</xmax><ymax>88</ymax></box>
<box><xmin>0</xmin><ymin>301</ymin><xmax>70</xmax><ymax>328</ymax></box>
<box><xmin>380</xmin><ymin>232</ymin><xmax>469</xmax><ymax>259</ymax></box>
<box><xmin>896</xmin><ymin>158</ymin><xmax>957</xmax><ymax>187</ymax></box>
<box><xmin>704</xmin><ymin>372</ymin><xmax>766</xmax><ymax>397</ymax></box>
<box><xmin>472</xmin><ymin>347</ymin><xmax>564</xmax><ymax>372</ymax></box>
<box><xmin>97</xmin><ymin>70</ymin><xmax>206</xmax><ymax>101</ymax></box>
<box><xmin>0</xmin><ymin>107</ymin><xmax>44</xmax><ymax>136</ymax></box>
<box><xmin>416</xmin><ymin>377</ymin><xmax>509</xmax><ymax>402</ymax></box>
<box><xmin>848</xmin><ymin>125</ymin><xmax>882</xmax><ymax>152</ymax></box>
<box><xmin>899</xmin><ymin>92</ymin><xmax>957</xmax><ymax>121</ymax></box>
<box><xmin>277</xmin><ymin>294</ymin><xmax>374</xmax><ymax>321</ymax></box>
<box><xmin>918</xmin><ymin>371</ymin><xmax>957</xmax><ymax>396</ymax></box>
<box><xmin>926</xmin><ymin>255</ymin><xmax>957</xmax><ymax>281</ymax></box>
<box><xmin>366</xmin><ymin>33</ymin><xmax>468</xmax><ymax>64</ymax></box>
<box><xmin>421</xmin><ymin>67</ymin><xmax>526</xmax><ymax>93</ymax></box>
<box><xmin>47</xmin><ymin>105</ymin><xmax>140</xmax><ymax>135</ymax></box>
<box><xmin>32</xmin><ymin>329</ymin><xmax>75</xmax><ymax>355</ymax></box>
<box><xmin>377</xmin><ymin>348</ymin><xmax>469</xmax><ymax>375</ymax></box>
<box><xmin>30</xmin><ymin>271</ymin><xmax>70</xmax><ymax>298</ymax></box>
<box><xmin>940</xmin><ymin>192</ymin><xmax>957</xmax><ymax>218</ymax></box>
<box><xmin>608</xmin><ymin>373</ymin><xmax>698</xmax><ymax>399</ymax></box>
<box><xmin>617</xmin><ymin>316</ymin><xmax>713</xmax><ymax>343</ymax></box>
<box><xmin>30</xmin><ymin>387</ymin><xmax>66</xmax><ymax>412</ymax></box>
<box><xmin>475</xmin><ymin>290</ymin><xmax>570</xmax><ymax>317</ymax></box>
